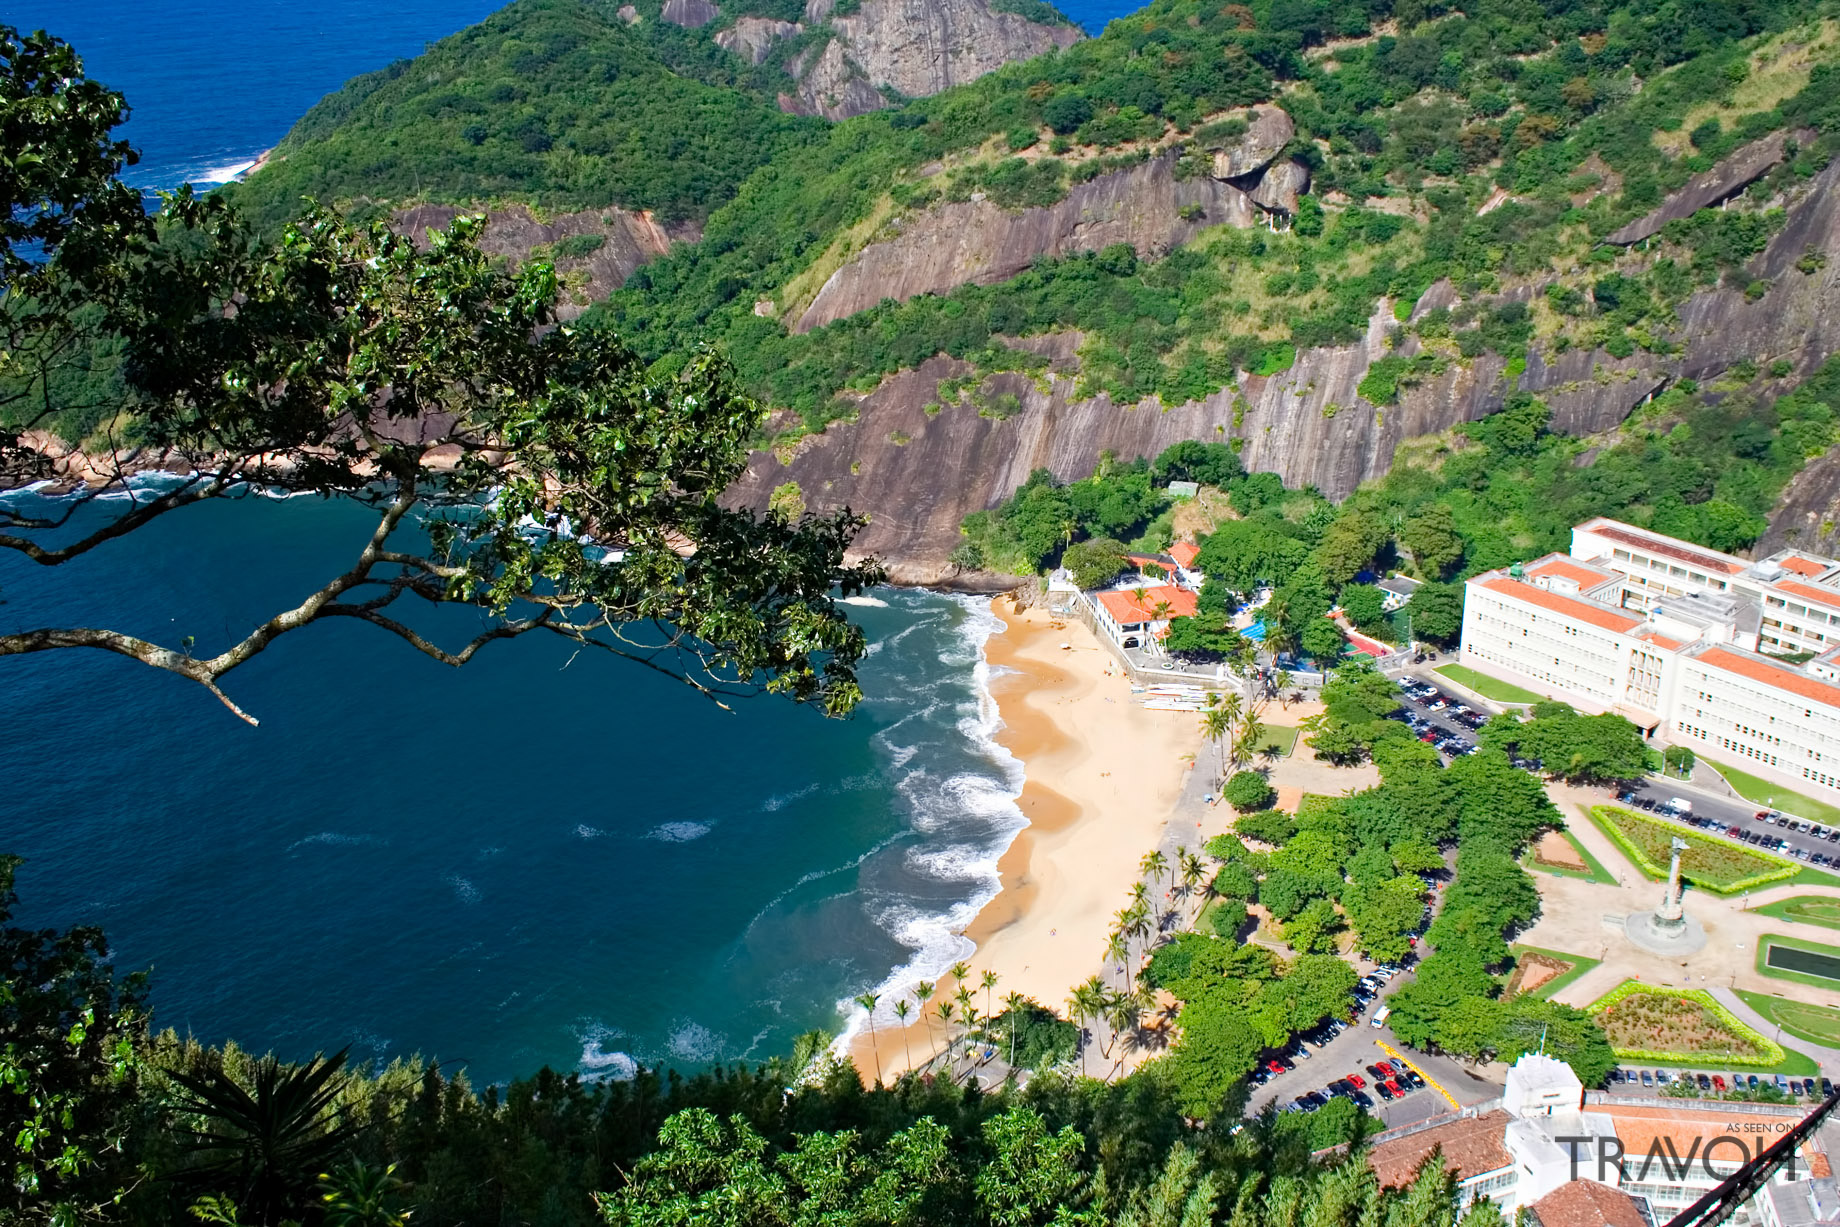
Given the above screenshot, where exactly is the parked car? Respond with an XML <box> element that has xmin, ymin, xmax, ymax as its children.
<box><xmin>1697</xmin><ymin>1073</ymin><xmax>1712</xmax><ymax>1091</ymax></box>
<box><xmin>1712</xmin><ymin>1075</ymin><xmax>1726</xmax><ymax>1091</ymax></box>
<box><xmin>1352</xmin><ymin>1090</ymin><xmax>1375</xmax><ymax>1109</ymax></box>
<box><xmin>1346</xmin><ymin>1073</ymin><xmax>1366</xmax><ymax>1088</ymax></box>
<box><xmin>1748</xmin><ymin>1074</ymin><xmax>1761</xmax><ymax>1090</ymax></box>
<box><xmin>1641</xmin><ymin>1070</ymin><xmax>1654</xmax><ymax>1087</ymax></box>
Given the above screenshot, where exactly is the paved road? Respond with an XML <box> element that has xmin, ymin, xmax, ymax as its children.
<box><xmin>1616</xmin><ymin>777</ymin><xmax>1840</xmax><ymax>867</ymax></box>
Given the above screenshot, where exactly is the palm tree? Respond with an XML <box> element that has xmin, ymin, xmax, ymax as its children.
<box><xmin>1273</xmin><ymin>668</ymin><xmax>1294</xmax><ymax>709</ymax></box>
<box><xmin>1128</xmin><ymin>880</ymin><xmax>1150</xmax><ymax>910</ymax></box>
<box><xmin>1105</xmin><ymin>930</ymin><xmax>1131</xmax><ymax>991</ymax></box>
<box><xmin>949</xmin><ymin>959</ymin><xmax>971</xmax><ymax>995</ymax></box>
<box><xmin>168</xmin><ymin>1048</ymin><xmax>357</xmax><ymax>1226</ymax></box>
<box><xmin>1181</xmin><ymin>850</ymin><xmax>1208</xmax><ymax>920</ymax></box>
<box><xmin>1002</xmin><ymin>990</ymin><xmax>1029</xmax><ymax>1072</ymax></box>
<box><xmin>1235</xmin><ymin>711</ymin><xmax>1265</xmax><ymax>770</ymax></box>
<box><xmin>855</xmin><ymin>992</ymin><xmax>882</xmax><ymax>1085</ymax></box>
<box><xmin>960</xmin><ymin>1003</ymin><xmax>983</xmax><ymax>1072</ymax></box>
<box><xmin>319</xmin><ymin>1161</ymin><xmax>410</xmax><ymax>1227</ymax></box>
<box><xmin>1102</xmin><ymin>991</ymin><xmax>1142</xmax><ymax>1062</ymax></box>
<box><xmin>936</xmin><ymin>1000</ymin><xmax>957</xmax><ymax>1069</ymax></box>
<box><xmin>980</xmin><ymin>969</ymin><xmax>999</xmax><ymax>1020</ymax></box>
<box><xmin>914</xmin><ymin>981</ymin><xmax>937</xmax><ymax>1063</ymax></box>
<box><xmin>1067</xmin><ymin>977</ymin><xmax>1108</xmax><ymax>1076</ymax></box>
<box><xmin>1140</xmin><ymin>849</ymin><xmax>1168</xmax><ymax>893</ymax></box>
<box><xmin>893</xmin><ymin>998</ymin><xmax>913</xmax><ymax>1075</ymax></box>
<box><xmin>1201</xmin><ymin>706</ymin><xmax>1230</xmax><ymax>782</ymax></box>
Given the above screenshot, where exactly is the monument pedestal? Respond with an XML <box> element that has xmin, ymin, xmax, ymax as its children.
<box><xmin>1622</xmin><ymin>834</ymin><xmax>1707</xmax><ymax>954</ymax></box>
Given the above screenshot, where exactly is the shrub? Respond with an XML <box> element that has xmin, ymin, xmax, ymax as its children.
<box><xmin>1225</xmin><ymin>771</ymin><xmax>1276</xmax><ymax>813</ymax></box>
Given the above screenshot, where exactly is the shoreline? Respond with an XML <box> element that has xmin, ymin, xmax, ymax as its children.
<box><xmin>847</xmin><ymin>596</ymin><xmax>1201</xmax><ymax>1083</ymax></box>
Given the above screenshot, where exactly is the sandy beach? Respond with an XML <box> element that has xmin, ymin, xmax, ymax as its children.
<box><xmin>849</xmin><ymin>596</ymin><xmax>1201</xmax><ymax>1082</ymax></box>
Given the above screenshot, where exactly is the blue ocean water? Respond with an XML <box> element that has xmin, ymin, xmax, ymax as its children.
<box><xmin>0</xmin><ymin>487</ymin><xmax>1024</xmax><ymax>1082</ymax></box>
<box><xmin>27</xmin><ymin>0</ymin><xmax>1139</xmax><ymax>195</ymax></box>
<box><xmin>1</xmin><ymin>0</ymin><xmax>1143</xmax><ymax>1080</ymax></box>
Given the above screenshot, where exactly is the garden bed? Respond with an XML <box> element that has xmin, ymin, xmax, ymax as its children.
<box><xmin>1587</xmin><ymin>981</ymin><xmax>1784</xmax><ymax>1066</ymax></box>
<box><xmin>1757</xmin><ymin>933</ymin><xmax>1840</xmax><ymax>990</ymax></box>
<box><xmin>1587</xmin><ymin>806</ymin><xmax>1797</xmax><ymax>894</ymax></box>
<box><xmin>1505</xmin><ymin>945</ymin><xmax>1601</xmax><ymax>1000</ymax></box>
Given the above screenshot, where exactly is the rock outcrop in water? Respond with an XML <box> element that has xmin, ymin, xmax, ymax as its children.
<box><xmin>795</xmin><ymin>153</ymin><xmax>1255</xmax><ymax>330</ymax></box>
<box><xmin>729</xmin><ymin>155</ymin><xmax>1840</xmax><ymax>586</ymax></box>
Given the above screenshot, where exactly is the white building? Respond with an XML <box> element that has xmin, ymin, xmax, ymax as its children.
<box><xmin>1457</xmin><ymin>519</ymin><xmax>1840</xmax><ymax>803</ymax></box>
<box><xmin>1368</xmin><ymin>1054</ymin><xmax>1829</xmax><ymax>1224</ymax></box>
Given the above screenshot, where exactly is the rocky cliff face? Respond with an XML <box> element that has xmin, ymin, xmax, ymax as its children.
<box><xmin>793</xmin><ymin>108</ymin><xmax>1312</xmax><ymax>328</ymax></box>
<box><xmin>796</xmin><ymin>153</ymin><xmax>1255</xmax><ymax>330</ymax></box>
<box><xmin>392</xmin><ymin>204</ymin><xmax>697</xmax><ymax>319</ymax></box>
<box><xmin>729</xmin><ymin>155</ymin><xmax>1840</xmax><ymax>585</ymax></box>
<box><xmin>707</xmin><ymin>0</ymin><xmax>1081</xmax><ymax>120</ymax></box>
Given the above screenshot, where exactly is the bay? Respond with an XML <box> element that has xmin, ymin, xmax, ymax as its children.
<box><xmin>0</xmin><ymin>488</ymin><xmax>1022</xmax><ymax>1083</ymax></box>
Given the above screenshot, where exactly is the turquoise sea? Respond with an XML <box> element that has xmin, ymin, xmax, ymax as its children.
<box><xmin>0</xmin><ymin>486</ymin><xmax>1025</xmax><ymax>1081</ymax></box>
<box><xmin>6</xmin><ymin>0</ymin><xmax>1139</xmax><ymax>1082</ymax></box>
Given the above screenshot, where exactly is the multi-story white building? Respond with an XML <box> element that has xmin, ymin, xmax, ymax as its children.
<box><xmin>1458</xmin><ymin>519</ymin><xmax>1840</xmax><ymax>802</ymax></box>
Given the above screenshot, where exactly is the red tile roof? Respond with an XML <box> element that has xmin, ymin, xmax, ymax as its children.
<box><xmin>1528</xmin><ymin>1182</ymin><xmax>1649</xmax><ymax>1227</ymax></box>
<box><xmin>1695</xmin><ymin>646</ymin><xmax>1840</xmax><ymax>711</ymax></box>
<box><xmin>1774</xmin><ymin>580</ymin><xmax>1840</xmax><ymax>613</ymax></box>
<box><xmin>1580</xmin><ymin>521</ymin><xmax>1747</xmax><ymax>575</ymax></box>
<box><xmin>1781</xmin><ymin>555</ymin><xmax>1828</xmax><ymax>578</ymax></box>
<box><xmin>1368</xmin><ymin>1110</ymin><xmax>1512</xmax><ymax>1188</ymax></box>
<box><xmin>1478</xmin><ymin>577</ymin><xmax>1642</xmax><ymax>633</ymax></box>
<box><xmin>1169</xmin><ymin>541</ymin><xmax>1201</xmax><ymax>568</ymax></box>
<box><xmin>1599</xmin><ymin>1103</ymin><xmax>1831</xmax><ymax>1180</ymax></box>
<box><xmin>1635</xmin><ymin>633</ymin><xmax>1685</xmax><ymax>651</ymax></box>
<box><xmin>1096</xmin><ymin>585</ymin><xmax>1198</xmax><ymax>626</ymax></box>
<box><xmin>1527</xmin><ymin>558</ymin><xmax>1618</xmax><ymax>588</ymax></box>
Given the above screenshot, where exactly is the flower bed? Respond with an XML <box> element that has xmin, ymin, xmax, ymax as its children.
<box><xmin>1588</xmin><ymin>806</ymin><xmax>1798</xmax><ymax>894</ymax></box>
<box><xmin>1586</xmin><ymin>981</ymin><xmax>1785</xmax><ymax>1066</ymax></box>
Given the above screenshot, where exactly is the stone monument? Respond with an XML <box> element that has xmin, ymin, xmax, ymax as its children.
<box><xmin>1625</xmin><ymin>835</ymin><xmax>1708</xmax><ymax>954</ymax></box>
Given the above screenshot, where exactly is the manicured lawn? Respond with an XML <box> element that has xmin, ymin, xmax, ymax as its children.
<box><xmin>1506</xmin><ymin>944</ymin><xmax>1601</xmax><ymax>999</ymax></box>
<box><xmin>1433</xmin><ymin>663</ymin><xmax>1544</xmax><ymax>704</ymax></box>
<box><xmin>1755</xmin><ymin>896</ymin><xmax>1840</xmax><ymax>932</ymax></box>
<box><xmin>1736</xmin><ymin>990</ymin><xmax>1840</xmax><ymax>1049</ymax></box>
<box><xmin>1701</xmin><ymin>756</ymin><xmax>1840</xmax><ymax>828</ymax></box>
<box><xmin>1249</xmin><ymin>725</ymin><xmax>1299</xmax><ymax>758</ymax></box>
<box><xmin>1756</xmin><ymin>933</ymin><xmax>1840</xmax><ymax>991</ymax></box>
<box><xmin>1587</xmin><ymin>805</ymin><xmax>1798</xmax><ymax>893</ymax></box>
<box><xmin>1525</xmin><ymin>829</ymin><xmax>1615</xmax><ymax>885</ymax></box>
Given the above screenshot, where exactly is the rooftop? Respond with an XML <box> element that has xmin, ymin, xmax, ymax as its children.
<box><xmin>1527</xmin><ymin>1180</ymin><xmax>1651</xmax><ymax>1227</ymax></box>
<box><xmin>1169</xmin><ymin>541</ymin><xmax>1201</xmax><ymax>569</ymax></box>
<box><xmin>1526</xmin><ymin>557</ymin><xmax>1620</xmax><ymax>590</ymax></box>
<box><xmin>1477</xmin><ymin>576</ymin><xmax>1643</xmax><ymax>634</ymax></box>
<box><xmin>1095</xmin><ymin>585</ymin><xmax>1199</xmax><ymax>626</ymax></box>
<box><xmin>1762</xmin><ymin>1177</ymin><xmax>1840</xmax><ymax>1226</ymax></box>
<box><xmin>1597</xmin><ymin>1102</ymin><xmax>1832</xmax><ymax>1181</ymax></box>
<box><xmin>1368</xmin><ymin>1109</ymin><xmax>1513</xmax><ymax>1189</ymax></box>
<box><xmin>1575</xmin><ymin>518</ymin><xmax>1748</xmax><ymax>576</ymax></box>
<box><xmin>1779</xmin><ymin>555</ymin><xmax>1833</xmax><ymax>579</ymax></box>
<box><xmin>1378</xmin><ymin>575</ymin><xmax>1424</xmax><ymax>596</ymax></box>
<box><xmin>1692</xmin><ymin>646</ymin><xmax>1840</xmax><ymax>713</ymax></box>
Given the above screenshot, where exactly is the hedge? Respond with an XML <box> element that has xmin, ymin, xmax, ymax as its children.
<box><xmin>1586</xmin><ymin>981</ymin><xmax>1787</xmax><ymax>1067</ymax></box>
<box><xmin>1588</xmin><ymin>806</ymin><xmax>1799</xmax><ymax>895</ymax></box>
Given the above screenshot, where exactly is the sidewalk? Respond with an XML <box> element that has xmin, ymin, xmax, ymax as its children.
<box><xmin>1710</xmin><ymin>986</ymin><xmax>1840</xmax><ymax>1072</ymax></box>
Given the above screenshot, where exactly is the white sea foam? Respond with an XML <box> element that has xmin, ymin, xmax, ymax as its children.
<box><xmin>578</xmin><ymin>1023</ymin><xmax>639</xmax><ymax>1081</ymax></box>
<box><xmin>646</xmin><ymin>820</ymin><xmax>712</xmax><ymax>843</ymax></box>
<box><xmin>573</xmin><ymin>824</ymin><xmax>605</xmax><ymax>840</ymax></box>
<box><xmin>762</xmin><ymin>782</ymin><xmax>819</xmax><ymax>812</ymax></box>
<box><xmin>446</xmin><ymin>873</ymin><xmax>481</xmax><ymax>904</ymax></box>
<box><xmin>667</xmin><ymin>1020</ymin><xmax>724</xmax><ymax>1063</ymax></box>
<box><xmin>286</xmin><ymin>831</ymin><xmax>386</xmax><ymax>851</ymax></box>
<box><xmin>831</xmin><ymin>595</ymin><xmax>1028</xmax><ymax>1058</ymax></box>
<box><xmin>189</xmin><ymin>158</ymin><xmax>259</xmax><ymax>184</ymax></box>
<box><xmin>839</xmin><ymin>595</ymin><xmax>889</xmax><ymax>607</ymax></box>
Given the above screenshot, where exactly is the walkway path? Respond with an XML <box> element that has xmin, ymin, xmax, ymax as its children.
<box><xmin>1709</xmin><ymin>986</ymin><xmax>1840</xmax><ymax>1068</ymax></box>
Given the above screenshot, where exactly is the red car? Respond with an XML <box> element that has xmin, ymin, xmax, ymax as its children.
<box><xmin>1268</xmin><ymin>1059</ymin><xmax>1288</xmax><ymax>1074</ymax></box>
<box><xmin>1713</xmin><ymin>1075</ymin><xmax>1727</xmax><ymax>1091</ymax></box>
<box><xmin>1346</xmin><ymin>1073</ymin><xmax>1366</xmax><ymax>1088</ymax></box>
<box><xmin>1384</xmin><ymin>1079</ymin><xmax>1405</xmax><ymax>1096</ymax></box>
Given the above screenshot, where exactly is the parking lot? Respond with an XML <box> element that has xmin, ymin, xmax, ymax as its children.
<box><xmin>1608</xmin><ymin>1065</ymin><xmax>1833</xmax><ymax>1101</ymax></box>
<box><xmin>1615</xmin><ymin>780</ymin><xmax>1840</xmax><ymax>869</ymax></box>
